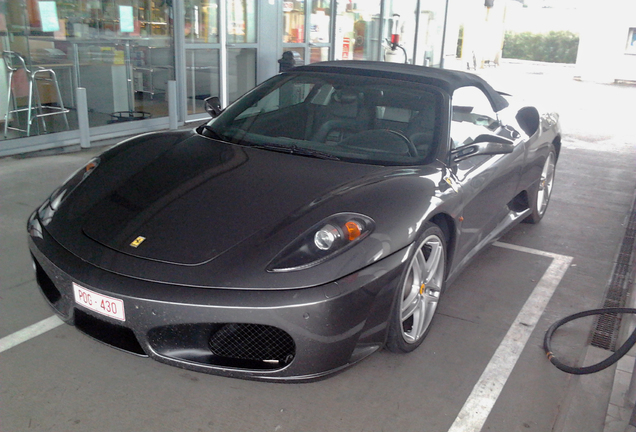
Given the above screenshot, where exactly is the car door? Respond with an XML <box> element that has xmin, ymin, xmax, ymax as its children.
<box><xmin>447</xmin><ymin>86</ymin><xmax>526</xmax><ymax>267</ymax></box>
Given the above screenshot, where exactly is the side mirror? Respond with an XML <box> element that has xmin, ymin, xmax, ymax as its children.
<box><xmin>452</xmin><ymin>134</ymin><xmax>514</xmax><ymax>162</ymax></box>
<box><xmin>204</xmin><ymin>96</ymin><xmax>222</xmax><ymax>118</ymax></box>
<box><xmin>515</xmin><ymin>106</ymin><xmax>540</xmax><ymax>136</ymax></box>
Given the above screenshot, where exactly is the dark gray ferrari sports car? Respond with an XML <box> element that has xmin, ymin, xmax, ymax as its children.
<box><xmin>28</xmin><ymin>61</ymin><xmax>561</xmax><ymax>381</ymax></box>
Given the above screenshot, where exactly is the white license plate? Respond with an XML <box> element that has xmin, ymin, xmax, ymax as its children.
<box><xmin>73</xmin><ymin>282</ymin><xmax>125</xmax><ymax>322</ymax></box>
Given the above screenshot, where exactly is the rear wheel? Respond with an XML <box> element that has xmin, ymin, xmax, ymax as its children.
<box><xmin>386</xmin><ymin>223</ymin><xmax>446</xmax><ymax>353</ymax></box>
<box><xmin>524</xmin><ymin>145</ymin><xmax>557</xmax><ymax>224</ymax></box>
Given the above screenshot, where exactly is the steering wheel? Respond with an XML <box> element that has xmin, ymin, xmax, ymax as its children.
<box><xmin>339</xmin><ymin>129</ymin><xmax>420</xmax><ymax>158</ymax></box>
<box><xmin>387</xmin><ymin>130</ymin><xmax>418</xmax><ymax>157</ymax></box>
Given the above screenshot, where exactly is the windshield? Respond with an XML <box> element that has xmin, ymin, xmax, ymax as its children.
<box><xmin>202</xmin><ymin>72</ymin><xmax>443</xmax><ymax>165</ymax></box>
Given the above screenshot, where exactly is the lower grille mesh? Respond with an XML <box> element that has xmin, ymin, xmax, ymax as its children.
<box><xmin>209</xmin><ymin>323</ymin><xmax>295</xmax><ymax>365</ymax></box>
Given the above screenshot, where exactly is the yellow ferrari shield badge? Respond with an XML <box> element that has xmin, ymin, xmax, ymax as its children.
<box><xmin>130</xmin><ymin>236</ymin><xmax>146</xmax><ymax>248</ymax></box>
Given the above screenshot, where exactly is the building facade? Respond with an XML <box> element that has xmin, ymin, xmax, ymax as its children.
<box><xmin>575</xmin><ymin>0</ymin><xmax>636</xmax><ymax>84</ymax></box>
<box><xmin>0</xmin><ymin>0</ymin><xmax>450</xmax><ymax>157</ymax></box>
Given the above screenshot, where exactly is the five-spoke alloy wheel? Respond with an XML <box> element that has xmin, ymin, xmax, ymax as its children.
<box><xmin>386</xmin><ymin>222</ymin><xmax>446</xmax><ymax>353</ymax></box>
<box><xmin>525</xmin><ymin>144</ymin><xmax>557</xmax><ymax>224</ymax></box>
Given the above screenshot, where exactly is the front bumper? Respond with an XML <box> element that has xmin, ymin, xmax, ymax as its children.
<box><xmin>28</xmin><ymin>219</ymin><xmax>409</xmax><ymax>382</ymax></box>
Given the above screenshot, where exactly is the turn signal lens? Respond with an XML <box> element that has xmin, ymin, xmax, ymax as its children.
<box><xmin>344</xmin><ymin>221</ymin><xmax>362</xmax><ymax>241</ymax></box>
<box><xmin>85</xmin><ymin>160</ymin><xmax>98</xmax><ymax>172</ymax></box>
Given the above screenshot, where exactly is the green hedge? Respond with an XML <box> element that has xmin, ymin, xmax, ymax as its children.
<box><xmin>503</xmin><ymin>31</ymin><xmax>579</xmax><ymax>64</ymax></box>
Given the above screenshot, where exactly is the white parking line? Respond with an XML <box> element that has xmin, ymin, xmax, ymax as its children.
<box><xmin>447</xmin><ymin>242</ymin><xmax>573</xmax><ymax>432</ymax></box>
<box><xmin>0</xmin><ymin>315</ymin><xmax>64</xmax><ymax>354</ymax></box>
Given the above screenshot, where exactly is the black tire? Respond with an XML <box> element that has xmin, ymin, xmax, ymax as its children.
<box><xmin>386</xmin><ymin>222</ymin><xmax>446</xmax><ymax>353</ymax></box>
<box><xmin>524</xmin><ymin>144</ymin><xmax>557</xmax><ymax>224</ymax></box>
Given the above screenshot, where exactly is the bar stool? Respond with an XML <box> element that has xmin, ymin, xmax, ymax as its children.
<box><xmin>3</xmin><ymin>51</ymin><xmax>70</xmax><ymax>137</ymax></box>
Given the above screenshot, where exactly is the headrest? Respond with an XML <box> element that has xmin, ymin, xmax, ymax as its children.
<box><xmin>332</xmin><ymin>89</ymin><xmax>358</xmax><ymax>105</ymax></box>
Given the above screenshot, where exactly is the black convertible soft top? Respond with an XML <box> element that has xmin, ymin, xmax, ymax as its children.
<box><xmin>291</xmin><ymin>60</ymin><xmax>509</xmax><ymax>112</ymax></box>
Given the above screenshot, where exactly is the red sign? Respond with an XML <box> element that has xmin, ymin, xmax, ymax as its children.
<box><xmin>342</xmin><ymin>37</ymin><xmax>350</xmax><ymax>60</ymax></box>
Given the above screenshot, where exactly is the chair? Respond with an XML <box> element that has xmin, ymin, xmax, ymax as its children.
<box><xmin>312</xmin><ymin>89</ymin><xmax>362</xmax><ymax>143</ymax></box>
<box><xmin>3</xmin><ymin>51</ymin><xmax>69</xmax><ymax>137</ymax></box>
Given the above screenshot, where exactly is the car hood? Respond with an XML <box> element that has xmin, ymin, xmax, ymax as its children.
<box><xmin>42</xmin><ymin>131</ymin><xmax>445</xmax><ymax>288</ymax></box>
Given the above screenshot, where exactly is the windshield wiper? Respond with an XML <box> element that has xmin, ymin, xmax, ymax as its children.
<box><xmin>251</xmin><ymin>143</ymin><xmax>340</xmax><ymax>161</ymax></box>
<box><xmin>198</xmin><ymin>127</ymin><xmax>340</xmax><ymax>161</ymax></box>
<box><xmin>290</xmin><ymin>145</ymin><xmax>341</xmax><ymax>161</ymax></box>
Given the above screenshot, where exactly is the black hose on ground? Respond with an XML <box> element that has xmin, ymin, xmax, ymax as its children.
<box><xmin>544</xmin><ymin>307</ymin><xmax>636</xmax><ymax>375</ymax></box>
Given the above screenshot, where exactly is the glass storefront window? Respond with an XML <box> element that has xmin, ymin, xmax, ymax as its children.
<box><xmin>0</xmin><ymin>0</ymin><xmax>452</xmax><ymax>154</ymax></box>
<box><xmin>185</xmin><ymin>0</ymin><xmax>219</xmax><ymax>44</ymax></box>
<box><xmin>0</xmin><ymin>0</ymin><xmax>174</xmax><ymax>140</ymax></box>
<box><xmin>185</xmin><ymin>48</ymin><xmax>220</xmax><ymax>115</ymax></box>
<box><xmin>185</xmin><ymin>0</ymin><xmax>256</xmax><ymax>115</ymax></box>
<box><xmin>334</xmin><ymin>0</ymin><xmax>381</xmax><ymax>61</ymax></box>
<box><xmin>227</xmin><ymin>0</ymin><xmax>256</xmax><ymax>44</ymax></box>
<box><xmin>383</xmin><ymin>0</ymin><xmax>417</xmax><ymax>64</ymax></box>
<box><xmin>310</xmin><ymin>0</ymin><xmax>331</xmax><ymax>44</ymax></box>
<box><xmin>227</xmin><ymin>48</ymin><xmax>255</xmax><ymax>103</ymax></box>
<box><xmin>415</xmin><ymin>0</ymin><xmax>447</xmax><ymax>67</ymax></box>
<box><xmin>310</xmin><ymin>46</ymin><xmax>329</xmax><ymax>63</ymax></box>
<box><xmin>283</xmin><ymin>0</ymin><xmax>304</xmax><ymax>43</ymax></box>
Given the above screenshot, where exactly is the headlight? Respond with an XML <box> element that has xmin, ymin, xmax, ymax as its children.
<box><xmin>314</xmin><ymin>221</ymin><xmax>363</xmax><ymax>250</ymax></box>
<box><xmin>267</xmin><ymin>213</ymin><xmax>375</xmax><ymax>272</ymax></box>
<box><xmin>38</xmin><ymin>157</ymin><xmax>100</xmax><ymax>225</ymax></box>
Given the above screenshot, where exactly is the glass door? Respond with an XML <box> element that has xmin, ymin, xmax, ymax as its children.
<box><xmin>334</xmin><ymin>0</ymin><xmax>382</xmax><ymax>61</ymax></box>
<box><xmin>282</xmin><ymin>0</ymin><xmax>334</xmax><ymax>67</ymax></box>
<box><xmin>226</xmin><ymin>0</ymin><xmax>256</xmax><ymax>103</ymax></box>
<box><xmin>183</xmin><ymin>0</ymin><xmax>256</xmax><ymax>119</ymax></box>
<box><xmin>183</xmin><ymin>0</ymin><xmax>221</xmax><ymax>117</ymax></box>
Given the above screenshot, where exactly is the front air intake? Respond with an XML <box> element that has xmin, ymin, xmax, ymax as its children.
<box><xmin>209</xmin><ymin>323</ymin><xmax>295</xmax><ymax>367</ymax></box>
<box><xmin>74</xmin><ymin>309</ymin><xmax>146</xmax><ymax>356</ymax></box>
<box><xmin>33</xmin><ymin>258</ymin><xmax>61</xmax><ymax>304</ymax></box>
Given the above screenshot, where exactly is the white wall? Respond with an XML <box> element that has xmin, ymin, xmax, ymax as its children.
<box><xmin>576</xmin><ymin>0</ymin><xmax>636</xmax><ymax>83</ymax></box>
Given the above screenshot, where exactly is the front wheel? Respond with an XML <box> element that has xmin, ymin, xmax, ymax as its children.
<box><xmin>524</xmin><ymin>145</ymin><xmax>557</xmax><ymax>224</ymax></box>
<box><xmin>386</xmin><ymin>223</ymin><xmax>446</xmax><ymax>353</ymax></box>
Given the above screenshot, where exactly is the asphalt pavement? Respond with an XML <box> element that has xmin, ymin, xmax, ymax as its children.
<box><xmin>478</xmin><ymin>60</ymin><xmax>636</xmax><ymax>432</ymax></box>
<box><xmin>1</xmin><ymin>60</ymin><xmax>635</xmax><ymax>432</ymax></box>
